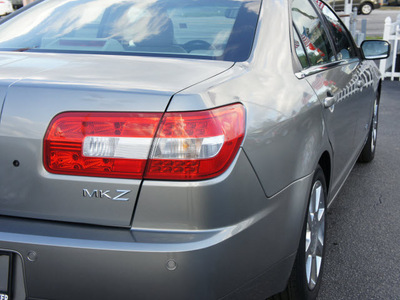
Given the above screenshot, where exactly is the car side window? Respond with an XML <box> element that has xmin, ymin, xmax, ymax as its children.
<box><xmin>291</xmin><ymin>0</ymin><xmax>335</xmax><ymax>66</ymax></box>
<box><xmin>315</xmin><ymin>0</ymin><xmax>357</xmax><ymax>60</ymax></box>
<box><xmin>293</xmin><ymin>28</ymin><xmax>310</xmax><ymax>68</ymax></box>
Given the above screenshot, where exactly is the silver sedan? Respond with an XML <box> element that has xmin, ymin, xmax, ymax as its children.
<box><xmin>0</xmin><ymin>0</ymin><xmax>389</xmax><ymax>299</ymax></box>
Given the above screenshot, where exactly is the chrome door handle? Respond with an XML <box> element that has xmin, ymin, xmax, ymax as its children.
<box><xmin>324</xmin><ymin>96</ymin><xmax>335</xmax><ymax>108</ymax></box>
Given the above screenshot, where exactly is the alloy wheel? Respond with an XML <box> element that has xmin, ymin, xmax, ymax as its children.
<box><xmin>305</xmin><ymin>180</ymin><xmax>326</xmax><ymax>290</ymax></box>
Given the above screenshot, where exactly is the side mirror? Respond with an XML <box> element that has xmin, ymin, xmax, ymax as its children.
<box><xmin>360</xmin><ymin>40</ymin><xmax>391</xmax><ymax>60</ymax></box>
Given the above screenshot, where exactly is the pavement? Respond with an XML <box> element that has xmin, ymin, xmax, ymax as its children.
<box><xmin>318</xmin><ymin>80</ymin><xmax>400</xmax><ymax>299</ymax></box>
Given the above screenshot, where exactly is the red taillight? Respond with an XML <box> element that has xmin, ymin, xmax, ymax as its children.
<box><xmin>44</xmin><ymin>104</ymin><xmax>245</xmax><ymax>180</ymax></box>
<box><xmin>145</xmin><ymin>104</ymin><xmax>245</xmax><ymax>180</ymax></box>
<box><xmin>44</xmin><ymin>112</ymin><xmax>162</xmax><ymax>179</ymax></box>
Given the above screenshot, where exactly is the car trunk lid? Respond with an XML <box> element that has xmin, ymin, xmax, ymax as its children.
<box><xmin>0</xmin><ymin>52</ymin><xmax>233</xmax><ymax>227</ymax></box>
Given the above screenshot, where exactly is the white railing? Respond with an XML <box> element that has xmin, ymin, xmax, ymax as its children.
<box><xmin>379</xmin><ymin>14</ymin><xmax>400</xmax><ymax>81</ymax></box>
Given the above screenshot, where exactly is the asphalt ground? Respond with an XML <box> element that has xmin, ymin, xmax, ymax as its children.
<box><xmin>318</xmin><ymin>80</ymin><xmax>400</xmax><ymax>299</ymax></box>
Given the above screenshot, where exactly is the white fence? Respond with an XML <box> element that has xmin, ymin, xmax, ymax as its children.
<box><xmin>379</xmin><ymin>14</ymin><xmax>400</xmax><ymax>81</ymax></box>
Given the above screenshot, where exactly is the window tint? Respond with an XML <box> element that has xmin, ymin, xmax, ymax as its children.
<box><xmin>293</xmin><ymin>27</ymin><xmax>309</xmax><ymax>68</ymax></box>
<box><xmin>315</xmin><ymin>1</ymin><xmax>357</xmax><ymax>60</ymax></box>
<box><xmin>0</xmin><ymin>0</ymin><xmax>261</xmax><ymax>62</ymax></box>
<box><xmin>291</xmin><ymin>0</ymin><xmax>335</xmax><ymax>66</ymax></box>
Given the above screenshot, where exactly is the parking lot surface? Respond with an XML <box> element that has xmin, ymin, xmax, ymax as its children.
<box><xmin>318</xmin><ymin>80</ymin><xmax>400</xmax><ymax>299</ymax></box>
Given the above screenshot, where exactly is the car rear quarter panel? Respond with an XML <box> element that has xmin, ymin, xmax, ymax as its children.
<box><xmin>129</xmin><ymin>2</ymin><xmax>329</xmax><ymax>297</ymax></box>
<box><xmin>168</xmin><ymin>0</ymin><xmax>329</xmax><ymax>198</ymax></box>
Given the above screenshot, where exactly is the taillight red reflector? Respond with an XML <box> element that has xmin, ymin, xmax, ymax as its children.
<box><xmin>44</xmin><ymin>112</ymin><xmax>162</xmax><ymax>179</ymax></box>
<box><xmin>145</xmin><ymin>104</ymin><xmax>245</xmax><ymax>180</ymax></box>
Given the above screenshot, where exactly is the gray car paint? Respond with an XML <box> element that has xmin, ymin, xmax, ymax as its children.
<box><xmin>0</xmin><ymin>0</ymin><xmax>382</xmax><ymax>299</ymax></box>
<box><xmin>0</xmin><ymin>170</ymin><xmax>313</xmax><ymax>300</ymax></box>
<box><xmin>305</xmin><ymin>60</ymin><xmax>380</xmax><ymax>198</ymax></box>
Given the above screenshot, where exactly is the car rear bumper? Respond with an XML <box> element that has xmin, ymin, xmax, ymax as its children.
<box><xmin>0</xmin><ymin>217</ymin><xmax>298</xmax><ymax>300</ymax></box>
<box><xmin>0</xmin><ymin>154</ymin><xmax>313</xmax><ymax>300</ymax></box>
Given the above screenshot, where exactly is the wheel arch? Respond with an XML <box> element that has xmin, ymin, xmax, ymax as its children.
<box><xmin>360</xmin><ymin>1</ymin><xmax>374</xmax><ymax>6</ymax></box>
<box><xmin>377</xmin><ymin>79</ymin><xmax>382</xmax><ymax>103</ymax></box>
<box><xmin>318</xmin><ymin>151</ymin><xmax>331</xmax><ymax>193</ymax></box>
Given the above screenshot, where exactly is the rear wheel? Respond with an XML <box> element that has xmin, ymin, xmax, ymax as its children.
<box><xmin>271</xmin><ymin>166</ymin><xmax>327</xmax><ymax>300</ymax></box>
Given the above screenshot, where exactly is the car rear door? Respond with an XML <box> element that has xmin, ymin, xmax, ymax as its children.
<box><xmin>292</xmin><ymin>0</ymin><xmax>364</xmax><ymax>195</ymax></box>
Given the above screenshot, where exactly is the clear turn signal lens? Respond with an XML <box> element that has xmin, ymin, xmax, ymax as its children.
<box><xmin>83</xmin><ymin>136</ymin><xmax>152</xmax><ymax>159</ymax></box>
<box><xmin>151</xmin><ymin>135</ymin><xmax>224</xmax><ymax>159</ymax></box>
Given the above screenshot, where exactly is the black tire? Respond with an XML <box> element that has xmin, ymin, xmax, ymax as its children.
<box><xmin>358</xmin><ymin>97</ymin><xmax>379</xmax><ymax>163</ymax></box>
<box><xmin>360</xmin><ymin>2</ymin><xmax>373</xmax><ymax>15</ymax></box>
<box><xmin>271</xmin><ymin>166</ymin><xmax>327</xmax><ymax>300</ymax></box>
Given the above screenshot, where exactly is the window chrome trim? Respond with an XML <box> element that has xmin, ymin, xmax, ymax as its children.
<box><xmin>295</xmin><ymin>58</ymin><xmax>359</xmax><ymax>79</ymax></box>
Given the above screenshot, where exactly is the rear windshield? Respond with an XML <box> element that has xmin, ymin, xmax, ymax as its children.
<box><xmin>0</xmin><ymin>0</ymin><xmax>261</xmax><ymax>62</ymax></box>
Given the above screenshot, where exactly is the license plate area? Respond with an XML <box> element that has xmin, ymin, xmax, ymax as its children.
<box><xmin>0</xmin><ymin>252</ymin><xmax>12</xmax><ymax>300</ymax></box>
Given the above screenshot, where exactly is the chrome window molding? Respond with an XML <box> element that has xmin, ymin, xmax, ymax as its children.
<box><xmin>295</xmin><ymin>58</ymin><xmax>360</xmax><ymax>79</ymax></box>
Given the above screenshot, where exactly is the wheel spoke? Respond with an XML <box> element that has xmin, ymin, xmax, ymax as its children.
<box><xmin>315</xmin><ymin>255</ymin><xmax>322</xmax><ymax>278</ymax></box>
<box><xmin>306</xmin><ymin>255</ymin><xmax>313</xmax><ymax>285</ymax></box>
<box><xmin>310</xmin><ymin>256</ymin><xmax>317</xmax><ymax>287</ymax></box>
<box><xmin>318</xmin><ymin>207</ymin><xmax>325</xmax><ymax>222</ymax></box>
<box><xmin>309</xmin><ymin>195</ymin><xmax>315</xmax><ymax>216</ymax></box>
<box><xmin>306</xmin><ymin>223</ymin><xmax>311</xmax><ymax>252</ymax></box>
<box><xmin>314</xmin><ymin>185</ymin><xmax>321</xmax><ymax>212</ymax></box>
<box><xmin>308</xmin><ymin>205</ymin><xmax>314</xmax><ymax>223</ymax></box>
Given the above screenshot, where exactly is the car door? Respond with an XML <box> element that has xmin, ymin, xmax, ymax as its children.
<box><xmin>318</xmin><ymin>3</ymin><xmax>375</xmax><ymax>152</ymax></box>
<box><xmin>292</xmin><ymin>0</ymin><xmax>363</xmax><ymax>196</ymax></box>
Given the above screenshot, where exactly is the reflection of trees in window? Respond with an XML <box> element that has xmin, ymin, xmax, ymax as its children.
<box><xmin>292</xmin><ymin>7</ymin><xmax>317</xmax><ymax>20</ymax></box>
<box><xmin>294</xmin><ymin>28</ymin><xmax>309</xmax><ymax>68</ymax></box>
<box><xmin>301</xmin><ymin>25</ymin><xmax>329</xmax><ymax>65</ymax></box>
<box><xmin>291</xmin><ymin>0</ymin><xmax>334</xmax><ymax>67</ymax></box>
<box><xmin>319</xmin><ymin>5</ymin><xmax>356</xmax><ymax>59</ymax></box>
